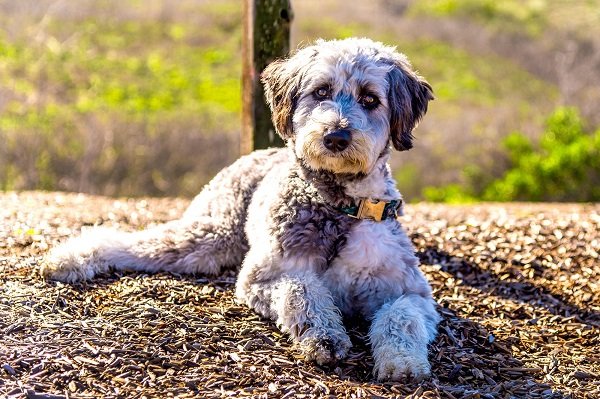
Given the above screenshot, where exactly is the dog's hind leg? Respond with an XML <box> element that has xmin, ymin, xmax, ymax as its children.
<box><xmin>41</xmin><ymin>217</ymin><xmax>246</xmax><ymax>283</ymax></box>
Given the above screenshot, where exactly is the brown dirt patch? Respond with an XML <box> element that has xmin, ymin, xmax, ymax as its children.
<box><xmin>1</xmin><ymin>192</ymin><xmax>598</xmax><ymax>398</ymax></box>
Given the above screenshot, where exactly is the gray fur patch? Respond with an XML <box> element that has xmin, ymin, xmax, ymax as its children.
<box><xmin>268</xmin><ymin>163</ymin><xmax>358</xmax><ymax>268</ymax></box>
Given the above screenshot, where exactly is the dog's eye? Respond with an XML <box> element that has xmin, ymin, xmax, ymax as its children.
<box><xmin>314</xmin><ymin>87</ymin><xmax>330</xmax><ymax>100</ymax></box>
<box><xmin>360</xmin><ymin>94</ymin><xmax>380</xmax><ymax>110</ymax></box>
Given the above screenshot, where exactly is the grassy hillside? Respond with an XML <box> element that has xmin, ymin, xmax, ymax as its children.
<box><xmin>0</xmin><ymin>1</ymin><xmax>242</xmax><ymax>196</ymax></box>
<box><xmin>0</xmin><ymin>0</ymin><xmax>597</xmax><ymax>199</ymax></box>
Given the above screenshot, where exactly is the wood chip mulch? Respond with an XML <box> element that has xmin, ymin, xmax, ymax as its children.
<box><xmin>1</xmin><ymin>192</ymin><xmax>598</xmax><ymax>398</ymax></box>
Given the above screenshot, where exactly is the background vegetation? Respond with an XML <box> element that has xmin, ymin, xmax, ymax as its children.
<box><xmin>1</xmin><ymin>0</ymin><xmax>599</xmax><ymax>201</ymax></box>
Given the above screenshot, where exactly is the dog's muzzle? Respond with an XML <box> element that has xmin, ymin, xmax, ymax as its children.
<box><xmin>323</xmin><ymin>129</ymin><xmax>351</xmax><ymax>152</ymax></box>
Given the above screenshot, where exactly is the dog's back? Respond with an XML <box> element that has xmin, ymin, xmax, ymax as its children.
<box><xmin>41</xmin><ymin>148</ymin><xmax>290</xmax><ymax>282</ymax></box>
<box><xmin>184</xmin><ymin>147</ymin><xmax>289</xmax><ymax>223</ymax></box>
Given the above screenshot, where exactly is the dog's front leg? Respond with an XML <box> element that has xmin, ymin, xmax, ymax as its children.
<box><xmin>237</xmin><ymin>266</ymin><xmax>352</xmax><ymax>365</ymax></box>
<box><xmin>369</xmin><ymin>294</ymin><xmax>439</xmax><ymax>381</ymax></box>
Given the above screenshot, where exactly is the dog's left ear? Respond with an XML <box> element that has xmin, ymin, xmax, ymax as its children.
<box><xmin>261</xmin><ymin>58</ymin><xmax>303</xmax><ymax>139</ymax></box>
<box><xmin>386</xmin><ymin>58</ymin><xmax>434</xmax><ymax>151</ymax></box>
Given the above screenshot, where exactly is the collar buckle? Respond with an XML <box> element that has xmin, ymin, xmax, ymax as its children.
<box><xmin>354</xmin><ymin>199</ymin><xmax>388</xmax><ymax>221</ymax></box>
<box><xmin>338</xmin><ymin>199</ymin><xmax>402</xmax><ymax>221</ymax></box>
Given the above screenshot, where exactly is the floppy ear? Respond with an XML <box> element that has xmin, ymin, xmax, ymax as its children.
<box><xmin>261</xmin><ymin>58</ymin><xmax>302</xmax><ymax>139</ymax></box>
<box><xmin>387</xmin><ymin>59</ymin><xmax>434</xmax><ymax>151</ymax></box>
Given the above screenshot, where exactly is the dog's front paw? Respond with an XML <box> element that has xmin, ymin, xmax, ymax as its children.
<box><xmin>373</xmin><ymin>349</ymin><xmax>431</xmax><ymax>382</ymax></box>
<box><xmin>299</xmin><ymin>328</ymin><xmax>352</xmax><ymax>366</ymax></box>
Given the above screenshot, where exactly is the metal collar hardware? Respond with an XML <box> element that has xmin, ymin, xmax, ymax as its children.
<box><xmin>338</xmin><ymin>199</ymin><xmax>402</xmax><ymax>221</ymax></box>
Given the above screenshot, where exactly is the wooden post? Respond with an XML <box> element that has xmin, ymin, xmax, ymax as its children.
<box><xmin>241</xmin><ymin>0</ymin><xmax>293</xmax><ymax>154</ymax></box>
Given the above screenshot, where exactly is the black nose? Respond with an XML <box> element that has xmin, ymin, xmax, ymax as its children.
<box><xmin>323</xmin><ymin>129</ymin><xmax>351</xmax><ymax>152</ymax></box>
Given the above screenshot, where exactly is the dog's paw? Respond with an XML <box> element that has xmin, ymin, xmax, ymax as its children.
<box><xmin>40</xmin><ymin>239</ymin><xmax>104</xmax><ymax>283</ymax></box>
<box><xmin>373</xmin><ymin>350</ymin><xmax>431</xmax><ymax>382</ymax></box>
<box><xmin>299</xmin><ymin>329</ymin><xmax>352</xmax><ymax>366</ymax></box>
<box><xmin>40</xmin><ymin>251</ymin><xmax>95</xmax><ymax>283</ymax></box>
<box><xmin>40</xmin><ymin>228</ymin><xmax>123</xmax><ymax>283</ymax></box>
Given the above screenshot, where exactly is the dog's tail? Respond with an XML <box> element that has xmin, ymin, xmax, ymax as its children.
<box><xmin>41</xmin><ymin>217</ymin><xmax>246</xmax><ymax>283</ymax></box>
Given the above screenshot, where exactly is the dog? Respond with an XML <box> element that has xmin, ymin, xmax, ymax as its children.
<box><xmin>41</xmin><ymin>38</ymin><xmax>440</xmax><ymax>382</ymax></box>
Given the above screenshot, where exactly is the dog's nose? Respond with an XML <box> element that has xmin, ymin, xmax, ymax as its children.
<box><xmin>323</xmin><ymin>130</ymin><xmax>351</xmax><ymax>152</ymax></box>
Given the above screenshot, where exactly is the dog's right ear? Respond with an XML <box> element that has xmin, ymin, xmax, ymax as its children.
<box><xmin>261</xmin><ymin>58</ymin><xmax>302</xmax><ymax>139</ymax></box>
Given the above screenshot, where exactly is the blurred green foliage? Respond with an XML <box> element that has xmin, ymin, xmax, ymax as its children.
<box><xmin>0</xmin><ymin>3</ymin><xmax>242</xmax><ymax>196</ymax></box>
<box><xmin>397</xmin><ymin>39</ymin><xmax>554</xmax><ymax>105</ymax></box>
<box><xmin>425</xmin><ymin>107</ymin><xmax>600</xmax><ymax>202</ymax></box>
<box><xmin>409</xmin><ymin>0</ymin><xmax>600</xmax><ymax>38</ymax></box>
<box><xmin>0</xmin><ymin>0</ymin><xmax>596</xmax><ymax>202</ymax></box>
<box><xmin>409</xmin><ymin>0</ymin><xmax>547</xmax><ymax>36</ymax></box>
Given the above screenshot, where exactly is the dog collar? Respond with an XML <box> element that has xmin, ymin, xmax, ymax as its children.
<box><xmin>337</xmin><ymin>199</ymin><xmax>402</xmax><ymax>222</ymax></box>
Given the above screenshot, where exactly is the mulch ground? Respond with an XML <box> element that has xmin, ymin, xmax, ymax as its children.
<box><xmin>0</xmin><ymin>191</ymin><xmax>598</xmax><ymax>399</ymax></box>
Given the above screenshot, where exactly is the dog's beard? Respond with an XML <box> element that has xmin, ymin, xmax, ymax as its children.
<box><xmin>294</xmin><ymin>128</ymin><xmax>378</xmax><ymax>175</ymax></box>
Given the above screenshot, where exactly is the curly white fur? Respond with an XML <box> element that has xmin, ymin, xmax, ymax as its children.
<box><xmin>41</xmin><ymin>38</ymin><xmax>439</xmax><ymax>381</ymax></box>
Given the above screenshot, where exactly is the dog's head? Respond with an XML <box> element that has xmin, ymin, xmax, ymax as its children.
<box><xmin>261</xmin><ymin>38</ymin><xmax>433</xmax><ymax>175</ymax></box>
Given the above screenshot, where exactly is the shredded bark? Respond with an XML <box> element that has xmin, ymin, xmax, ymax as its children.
<box><xmin>1</xmin><ymin>192</ymin><xmax>598</xmax><ymax>398</ymax></box>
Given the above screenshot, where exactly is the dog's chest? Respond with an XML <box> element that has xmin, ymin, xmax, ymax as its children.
<box><xmin>334</xmin><ymin>219</ymin><xmax>403</xmax><ymax>266</ymax></box>
<box><xmin>323</xmin><ymin>219</ymin><xmax>421</xmax><ymax>317</ymax></box>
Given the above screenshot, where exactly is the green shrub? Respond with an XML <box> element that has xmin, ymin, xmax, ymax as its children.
<box><xmin>423</xmin><ymin>184</ymin><xmax>476</xmax><ymax>203</ymax></box>
<box><xmin>426</xmin><ymin>107</ymin><xmax>600</xmax><ymax>202</ymax></box>
<box><xmin>484</xmin><ymin>107</ymin><xmax>600</xmax><ymax>201</ymax></box>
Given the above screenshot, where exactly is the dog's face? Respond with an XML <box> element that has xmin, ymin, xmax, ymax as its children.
<box><xmin>262</xmin><ymin>38</ymin><xmax>433</xmax><ymax>175</ymax></box>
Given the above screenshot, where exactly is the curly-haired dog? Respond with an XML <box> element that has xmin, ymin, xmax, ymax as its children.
<box><xmin>42</xmin><ymin>38</ymin><xmax>440</xmax><ymax>381</ymax></box>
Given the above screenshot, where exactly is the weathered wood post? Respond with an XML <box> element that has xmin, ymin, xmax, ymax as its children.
<box><xmin>241</xmin><ymin>0</ymin><xmax>293</xmax><ymax>154</ymax></box>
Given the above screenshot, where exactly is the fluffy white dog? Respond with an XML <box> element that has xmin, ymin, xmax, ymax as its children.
<box><xmin>42</xmin><ymin>38</ymin><xmax>440</xmax><ymax>381</ymax></box>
